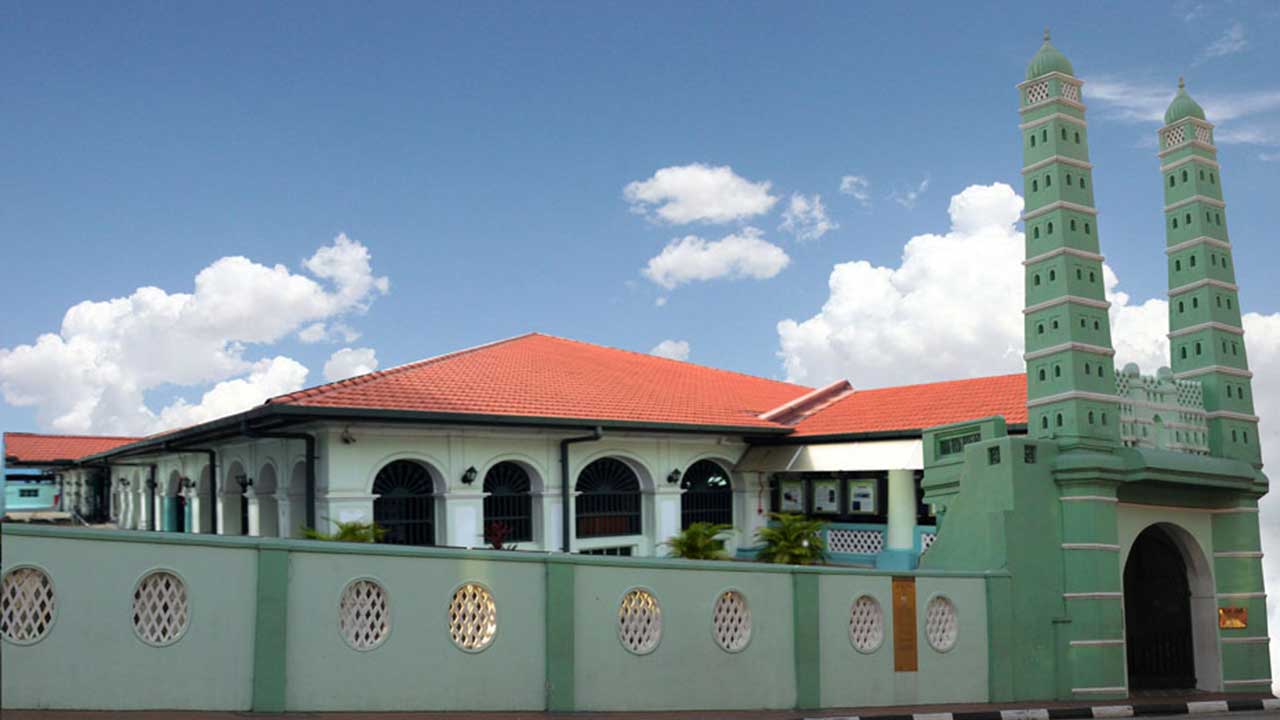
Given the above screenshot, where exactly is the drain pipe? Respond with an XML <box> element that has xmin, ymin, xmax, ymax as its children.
<box><xmin>559</xmin><ymin>427</ymin><xmax>603</xmax><ymax>553</ymax></box>
<box><xmin>145</xmin><ymin>464</ymin><xmax>158</xmax><ymax>531</ymax></box>
<box><xmin>242</xmin><ymin>421</ymin><xmax>318</xmax><ymax>532</ymax></box>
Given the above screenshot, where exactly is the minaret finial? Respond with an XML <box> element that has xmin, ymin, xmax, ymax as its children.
<box><xmin>1178</xmin><ymin>76</ymin><xmax>1185</xmax><ymax>90</ymax></box>
<box><xmin>1044</xmin><ymin>27</ymin><xmax>1051</xmax><ymax>42</ymax></box>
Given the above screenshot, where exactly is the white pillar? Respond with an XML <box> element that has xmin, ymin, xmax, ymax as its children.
<box><xmin>538</xmin><ymin>492</ymin><xmax>563</xmax><ymax>552</ymax></box>
<box><xmin>877</xmin><ymin>469</ymin><xmax>918</xmax><ymax>570</ymax></box>
<box><xmin>651</xmin><ymin>487</ymin><xmax>683</xmax><ymax>557</ymax></box>
<box><xmin>443</xmin><ymin>493</ymin><xmax>485</xmax><ymax>548</ymax></box>
<box><xmin>320</xmin><ymin>493</ymin><xmax>376</xmax><ymax>536</ymax></box>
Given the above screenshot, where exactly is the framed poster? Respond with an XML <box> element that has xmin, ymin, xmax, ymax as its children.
<box><xmin>848</xmin><ymin>477</ymin><xmax>878</xmax><ymax>516</ymax></box>
<box><xmin>812</xmin><ymin>479</ymin><xmax>841</xmax><ymax>514</ymax></box>
<box><xmin>779</xmin><ymin>479</ymin><xmax>805</xmax><ymax>513</ymax></box>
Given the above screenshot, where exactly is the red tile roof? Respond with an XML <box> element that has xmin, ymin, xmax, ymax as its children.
<box><xmin>788</xmin><ymin>373</ymin><xmax>1028</xmax><ymax>437</ymax></box>
<box><xmin>4</xmin><ymin>433</ymin><xmax>141</xmax><ymax>465</ymax></box>
<box><xmin>268</xmin><ymin>333</ymin><xmax>813</xmax><ymax>431</ymax></box>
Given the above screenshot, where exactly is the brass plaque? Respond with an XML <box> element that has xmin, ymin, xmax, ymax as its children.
<box><xmin>1219</xmin><ymin>606</ymin><xmax>1247</xmax><ymax>629</ymax></box>
<box><xmin>892</xmin><ymin>576</ymin><xmax>918</xmax><ymax>672</ymax></box>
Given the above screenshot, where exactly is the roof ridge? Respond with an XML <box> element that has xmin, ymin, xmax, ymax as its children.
<box><xmin>267</xmin><ymin>332</ymin><xmax>541</xmax><ymax>405</ymax></box>
<box><xmin>532</xmin><ymin>332</ymin><xmax>812</xmax><ymax>391</ymax></box>
<box><xmin>3</xmin><ymin>432</ymin><xmax>141</xmax><ymax>440</ymax></box>
<box><xmin>851</xmin><ymin>372</ymin><xmax>1025</xmax><ymax>394</ymax></box>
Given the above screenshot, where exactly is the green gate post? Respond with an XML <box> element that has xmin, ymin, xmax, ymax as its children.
<box><xmin>545</xmin><ymin>559</ymin><xmax>576</xmax><ymax>712</ymax></box>
<box><xmin>252</xmin><ymin>547</ymin><xmax>290</xmax><ymax>712</ymax></box>
<box><xmin>792</xmin><ymin>570</ymin><xmax>821</xmax><ymax>709</ymax></box>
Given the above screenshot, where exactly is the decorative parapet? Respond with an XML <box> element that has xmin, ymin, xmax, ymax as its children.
<box><xmin>1114</xmin><ymin>363</ymin><xmax>1209</xmax><ymax>455</ymax></box>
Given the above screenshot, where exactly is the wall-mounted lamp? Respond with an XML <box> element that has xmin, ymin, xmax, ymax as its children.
<box><xmin>179</xmin><ymin>477</ymin><xmax>195</xmax><ymax>491</ymax></box>
<box><xmin>461</xmin><ymin>466</ymin><xmax>478</xmax><ymax>485</ymax></box>
<box><xmin>666</xmin><ymin>468</ymin><xmax>682</xmax><ymax>485</ymax></box>
<box><xmin>236</xmin><ymin>474</ymin><xmax>254</xmax><ymax>492</ymax></box>
<box><xmin>340</xmin><ymin>426</ymin><xmax>357</xmax><ymax>445</ymax></box>
<box><xmin>118</xmin><ymin>478</ymin><xmax>130</xmax><ymax>488</ymax></box>
<box><xmin>145</xmin><ymin>478</ymin><xmax>157</xmax><ymax>490</ymax></box>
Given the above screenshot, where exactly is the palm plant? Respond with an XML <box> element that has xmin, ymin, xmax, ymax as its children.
<box><xmin>662</xmin><ymin>522</ymin><xmax>733</xmax><ymax>560</ymax></box>
<box><xmin>303</xmin><ymin>519</ymin><xmax>387</xmax><ymax>543</ymax></box>
<box><xmin>754</xmin><ymin>512</ymin><xmax>827</xmax><ymax>565</ymax></box>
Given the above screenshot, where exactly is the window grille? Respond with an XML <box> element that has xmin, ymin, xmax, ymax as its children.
<box><xmin>576</xmin><ymin>458</ymin><xmax>641</xmax><ymax>538</ymax></box>
<box><xmin>1061</xmin><ymin>82</ymin><xmax>1080</xmax><ymax>102</ymax></box>
<box><xmin>925</xmin><ymin>595</ymin><xmax>959</xmax><ymax>652</ymax></box>
<box><xmin>1</xmin><ymin>567</ymin><xmax>55</xmax><ymax>644</ymax></box>
<box><xmin>711</xmin><ymin>590</ymin><xmax>751</xmax><ymax>652</ymax></box>
<box><xmin>849</xmin><ymin>595</ymin><xmax>884</xmax><ymax>653</ymax></box>
<box><xmin>373</xmin><ymin>460</ymin><xmax>435</xmax><ymax>546</ymax></box>
<box><xmin>828</xmin><ymin>528</ymin><xmax>884</xmax><ymax>555</ymax></box>
<box><xmin>339</xmin><ymin>579</ymin><xmax>389</xmax><ymax>651</ymax></box>
<box><xmin>132</xmin><ymin>571</ymin><xmax>189</xmax><ymax>646</ymax></box>
<box><xmin>1195</xmin><ymin>125</ymin><xmax>1212</xmax><ymax>144</ymax></box>
<box><xmin>920</xmin><ymin>532</ymin><xmax>938</xmax><ymax>553</ymax></box>
<box><xmin>938</xmin><ymin>432</ymin><xmax>981</xmax><ymax>456</ymax></box>
<box><xmin>449</xmin><ymin>583</ymin><xmax>497</xmax><ymax>652</ymax></box>
<box><xmin>617</xmin><ymin>589</ymin><xmax>661</xmax><ymax>655</ymax></box>
<box><xmin>1164</xmin><ymin>125</ymin><xmax>1185</xmax><ymax>147</ymax></box>
<box><xmin>1025</xmin><ymin>81</ymin><xmax>1050</xmax><ymax>104</ymax></box>
<box><xmin>483</xmin><ymin>462</ymin><xmax>532</xmax><ymax>543</ymax></box>
<box><xmin>680</xmin><ymin>459</ymin><xmax>733</xmax><ymax>528</ymax></box>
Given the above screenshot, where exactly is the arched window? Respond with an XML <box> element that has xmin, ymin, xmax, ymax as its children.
<box><xmin>1033</xmin><ymin>226</ymin><xmax>1041</xmax><ymax>239</ymax></box>
<box><xmin>1074</xmin><ymin>131</ymin><xmax>1080</xmax><ymax>143</ymax></box>
<box><xmin>1038</xmin><ymin>368</ymin><xmax>1046</xmax><ymax>381</ymax></box>
<box><xmin>1084</xmin><ymin>222</ymin><xmax>1091</xmax><ymax>234</ymax></box>
<box><xmin>1045</xmin><ymin>174</ymin><xmax>1052</xmax><ymax>187</ymax></box>
<box><xmin>483</xmin><ymin>461</ymin><xmax>533</xmax><ymax>543</ymax></box>
<box><xmin>1071</xmin><ymin>219</ymin><xmax>1077</xmax><ymax>231</ymax></box>
<box><xmin>1030</xmin><ymin>134</ymin><xmax>1036</xmax><ymax>148</ymax></box>
<box><xmin>1049</xmin><ymin>269</ymin><xmax>1056</xmax><ymax>282</ymax></box>
<box><xmin>1041</xmin><ymin>129</ymin><xmax>1048</xmax><ymax>143</ymax></box>
<box><xmin>1178</xmin><ymin>301</ymin><xmax>1184</xmax><ymax>313</ymax></box>
<box><xmin>1080</xmin><ymin>177</ymin><xmax>1086</xmax><ymax>189</ymax></box>
<box><xmin>1056</xmin><ymin>413</ymin><xmax>1064</xmax><ymax>427</ymax></box>
<box><xmin>1210</xmin><ymin>173</ymin><xmax>1215</xmax><ymax>184</ymax></box>
<box><xmin>1169</xmin><ymin>175</ymin><xmax>1175</xmax><ymax>188</ymax></box>
<box><xmin>1033</xmin><ymin>274</ymin><xmax>1041</xmax><ymax>286</ymax></box>
<box><xmin>1190</xmin><ymin>255</ymin><xmax>1196</xmax><ymax>267</ymax></box>
<box><xmin>576</xmin><ymin>458</ymin><xmax>641</xmax><ymax>538</ymax></box>
<box><xmin>1181</xmin><ymin>170</ymin><xmax>1188</xmax><ymax>183</ymax></box>
<box><xmin>1032</xmin><ymin>179</ymin><xmax>1038</xmax><ymax>192</ymax></box>
<box><xmin>373</xmin><ymin>460</ymin><xmax>435</xmax><ymax>546</ymax></box>
<box><xmin>1061</xmin><ymin>127</ymin><xmax>1068</xmax><ymax>140</ymax></box>
<box><xmin>680</xmin><ymin>460</ymin><xmax>732</xmax><ymax>528</ymax></box>
<box><xmin>1047</xmin><ymin>221</ymin><xmax>1054</xmax><ymax>234</ymax></box>
<box><xmin>1175</xmin><ymin>259</ymin><xmax>1181</xmax><ymax>271</ymax></box>
<box><xmin>1185</xmin><ymin>212</ymin><xmax>1192</xmax><ymax>225</ymax></box>
<box><xmin>1172</xmin><ymin>217</ymin><xmax>1178</xmax><ymax>229</ymax></box>
<box><xmin>1066</xmin><ymin>173</ymin><xmax>1073</xmax><ymax>185</ymax></box>
<box><xmin>1041</xmin><ymin>416</ymin><xmax>1049</xmax><ymax>429</ymax></box>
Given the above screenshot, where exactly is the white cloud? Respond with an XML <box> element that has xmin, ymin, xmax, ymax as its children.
<box><xmin>654</xmin><ymin>296</ymin><xmax>668</xmax><ymax>307</ymax></box>
<box><xmin>1261</xmin><ymin>152</ymin><xmax>1280</xmax><ymax>162</ymax></box>
<box><xmin>1195</xmin><ymin>22</ymin><xmax>1248</xmax><ymax>65</ymax></box>
<box><xmin>624</xmin><ymin>163</ymin><xmax>778</xmax><ymax>225</ymax></box>
<box><xmin>642</xmin><ymin>227</ymin><xmax>791</xmax><ymax>290</ymax></box>
<box><xmin>297</xmin><ymin>321</ymin><xmax>361</xmax><ymax>344</ymax></box>
<box><xmin>1086</xmin><ymin>77</ymin><xmax>1280</xmax><ymax>147</ymax></box>
<box><xmin>891</xmin><ymin>176</ymin><xmax>930</xmax><ymax>209</ymax></box>
<box><xmin>0</xmin><ymin>234</ymin><xmax>389</xmax><ymax>435</ymax></box>
<box><xmin>156</xmin><ymin>357</ymin><xmax>309</xmax><ymax>430</ymax></box>
<box><xmin>777</xmin><ymin>181</ymin><xmax>1280</xmax><ymax>689</ymax></box>
<box><xmin>323</xmin><ymin>347</ymin><xmax>379</xmax><ymax>383</ymax></box>
<box><xmin>780</xmin><ymin>193</ymin><xmax>837</xmax><ymax>242</ymax></box>
<box><xmin>839</xmin><ymin>175</ymin><xmax>872</xmax><ymax>207</ymax></box>
<box><xmin>649</xmin><ymin>339</ymin><xmax>691</xmax><ymax>361</ymax></box>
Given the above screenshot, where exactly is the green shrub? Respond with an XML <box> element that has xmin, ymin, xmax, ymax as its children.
<box><xmin>754</xmin><ymin>512</ymin><xmax>827</xmax><ymax>565</ymax></box>
<box><xmin>662</xmin><ymin>522</ymin><xmax>733</xmax><ymax>560</ymax></box>
<box><xmin>302</xmin><ymin>519</ymin><xmax>387</xmax><ymax>543</ymax></box>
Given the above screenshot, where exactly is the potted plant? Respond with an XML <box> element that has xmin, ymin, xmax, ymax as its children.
<box><xmin>754</xmin><ymin>512</ymin><xmax>827</xmax><ymax>565</ymax></box>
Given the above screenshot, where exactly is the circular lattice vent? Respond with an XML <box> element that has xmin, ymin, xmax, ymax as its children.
<box><xmin>848</xmin><ymin>595</ymin><xmax>884</xmax><ymax>653</ymax></box>
<box><xmin>449</xmin><ymin>582</ymin><xmax>497</xmax><ymax>652</ymax></box>
<box><xmin>2</xmin><ymin>566</ymin><xmax>56</xmax><ymax>644</ymax></box>
<box><xmin>618</xmin><ymin>588</ymin><xmax>661</xmax><ymax>655</ymax></box>
<box><xmin>925</xmin><ymin>595</ymin><xmax>959</xmax><ymax>652</ymax></box>
<box><xmin>711</xmin><ymin>590</ymin><xmax>751</xmax><ymax>652</ymax></box>
<box><xmin>132</xmin><ymin>570</ymin><xmax>189</xmax><ymax>646</ymax></box>
<box><xmin>340</xmin><ymin>579</ymin><xmax>390</xmax><ymax>651</ymax></box>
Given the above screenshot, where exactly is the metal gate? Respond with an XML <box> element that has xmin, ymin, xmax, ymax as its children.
<box><xmin>680</xmin><ymin>459</ymin><xmax>732</xmax><ymax>528</ymax></box>
<box><xmin>1125</xmin><ymin>525</ymin><xmax>1195</xmax><ymax>689</ymax></box>
<box><xmin>373</xmin><ymin>460</ymin><xmax>435</xmax><ymax>546</ymax></box>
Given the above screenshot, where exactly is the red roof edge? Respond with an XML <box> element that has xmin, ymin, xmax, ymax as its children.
<box><xmin>758</xmin><ymin>379</ymin><xmax>854</xmax><ymax>424</ymax></box>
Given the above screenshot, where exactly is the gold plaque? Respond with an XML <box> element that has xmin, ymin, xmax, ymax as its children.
<box><xmin>1218</xmin><ymin>606</ymin><xmax>1247</xmax><ymax>629</ymax></box>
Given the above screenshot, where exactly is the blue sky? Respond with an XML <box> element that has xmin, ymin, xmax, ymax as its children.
<box><xmin>2</xmin><ymin>0</ymin><xmax>1279</xmax><ymax>437</ymax></box>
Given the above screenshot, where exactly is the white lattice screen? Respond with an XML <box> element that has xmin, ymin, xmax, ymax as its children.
<box><xmin>1061</xmin><ymin>82</ymin><xmax>1080</xmax><ymax>102</ymax></box>
<box><xmin>925</xmin><ymin>595</ymin><xmax>959</xmax><ymax>652</ymax></box>
<box><xmin>1195</xmin><ymin>125</ymin><xmax>1212</xmax><ymax>144</ymax></box>
<box><xmin>1</xmin><ymin>567</ymin><xmax>55</xmax><ymax>644</ymax></box>
<box><xmin>711</xmin><ymin>590</ymin><xmax>751</xmax><ymax>653</ymax></box>
<box><xmin>920</xmin><ymin>532</ymin><xmax>938</xmax><ymax>554</ymax></box>
<box><xmin>828</xmin><ymin>528</ymin><xmax>884</xmax><ymax>555</ymax></box>
<box><xmin>848</xmin><ymin>595</ymin><xmax>884</xmax><ymax>653</ymax></box>
<box><xmin>1164</xmin><ymin>125</ymin><xmax>1186</xmax><ymax>147</ymax></box>
<box><xmin>1025</xmin><ymin>81</ymin><xmax>1050</xmax><ymax>105</ymax></box>
<box><xmin>449</xmin><ymin>582</ymin><xmax>497</xmax><ymax>651</ymax></box>
<box><xmin>132</xmin><ymin>570</ymin><xmax>189</xmax><ymax>646</ymax></box>
<box><xmin>617</xmin><ymin>589</ymin><xmax>661</xmax><ymax>655</ymax></box>
<box><xmin>339</xmin><ymin>579</ymin><xmax>389</xmax><ymax>651</ymax></box>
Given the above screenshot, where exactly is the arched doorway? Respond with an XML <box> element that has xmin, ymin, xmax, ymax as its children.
<box><xmin>373</xmin><ymin>460</ymin><xmax>435</xmax><ymax>546</ymax></box>
<box><xmin>680</xmin><ymin>459</ymin><xmax>733</xmax><ymax>528</ymax></box>
<box><xmin>1124</xmin><ymin>524</ymin><xmax>1195</xmax><ymax>689</ymax></box>
<box><xmin>483</xmin><ymin>461</ymin><xmax>533</xmax><ymax>544</ymax></box>
<box><xmin>575</xmin><ymin>457</ymin><xmax>642</xmax><ymax>539</ymax></box>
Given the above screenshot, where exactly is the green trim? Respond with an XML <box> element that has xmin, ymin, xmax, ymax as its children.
<box><xmin>545</xmin><ymin>561</ymin><xmax>575</xmax><ymax>712</ymax></box>
<box><xmin>792</xmin><ymin>572</ymin><xmax>821</xmax><ymax>709</ymax></box>
<box><xmin>251</xmin><ymin>549</ymin><xmax>289</xmax><ymax>713</ymax></box>
<box><xmin>0</xmin><ymin>525</ymin><xmax>1002</xmax><ymax>578</ymax></box>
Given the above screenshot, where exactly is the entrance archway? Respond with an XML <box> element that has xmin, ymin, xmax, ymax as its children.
<box><xmin>1123</xmin><ymin>523</ymin><xmax>1219</xmax><ymax>691</ymax></box>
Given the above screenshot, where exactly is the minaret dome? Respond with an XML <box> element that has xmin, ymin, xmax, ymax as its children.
<box><xmin>1026</xmin><ymin>28</ymin><xmax>1076</xmax><ymax>80</ymax></box>
<box><xmin>1164</xmin><ymin>77</ymin><xmax>1206</xmax><ymax>124</ymax></box>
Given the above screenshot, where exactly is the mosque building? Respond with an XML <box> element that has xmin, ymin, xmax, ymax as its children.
<box><xmin>1</xmin><ymin>33</ymin><xmax>1271</xmax><ymax>709</ymax></box>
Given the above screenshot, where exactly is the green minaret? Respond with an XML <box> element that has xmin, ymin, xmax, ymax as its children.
<box><xmin>1161</xmin><ymin>79</ymin><xmax>1261</xmax><ymax>466</ymax></box>
<box><xmin>1020</xmin><ymin>30</ymin><xmax>1121</xmax><ymax>449</ymax></box>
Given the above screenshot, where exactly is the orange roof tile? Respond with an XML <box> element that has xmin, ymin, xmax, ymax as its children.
<box><xmin>4</xmin><ymin>433</ymin><xmax>141</xmax><ymax>465</ymax></box>
<box><xmin>268</xmin><ymin>333</ymin><xmax>813</xmax><ymax>431</ymax></box>
<box><xmin>788</xmin><ymin>373</ymin><xmax>1028</xmax><ymax>437</ymax></box>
